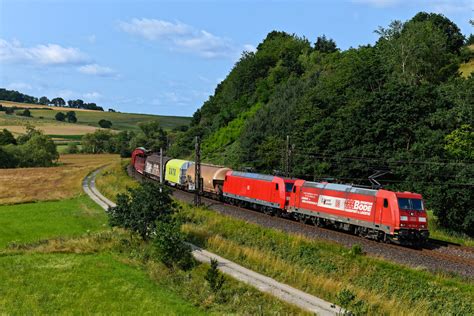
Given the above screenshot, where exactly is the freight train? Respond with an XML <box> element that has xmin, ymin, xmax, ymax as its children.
<box><xmin>131</xmin><ymin>147</ymin><xmax>430</xmax><ymax>245</ymax></box>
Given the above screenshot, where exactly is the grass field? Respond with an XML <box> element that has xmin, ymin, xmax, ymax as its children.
<box><xmin>0</xmin><ymin>154</ymin><xmax>118</xmax><ymax>204</ymax></box>
<box><xmin>0</xmin><ymin>196</ymin><xmax>106</xmax><ymax>248</ymax></box>
<box><xmin>0</xmin><ymin>100</ymin><xmax>191</xmax><ymax>132</ymax></box>
<box><xmin>0</xmin><ymin>253</ymin><xmax>204</xmax><ymax>315</ymax></box>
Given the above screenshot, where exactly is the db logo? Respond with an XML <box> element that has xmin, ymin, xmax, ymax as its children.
<box><xmin>353</xmin><ymin>200</ymin><xmax>372</xmax><ymax>212</ymax></box>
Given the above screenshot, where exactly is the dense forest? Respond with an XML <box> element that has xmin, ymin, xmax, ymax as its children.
<box><xmin>169</xmin><ymin>12</ymin><xmax>474</xmax><ymax>235</ymax></box>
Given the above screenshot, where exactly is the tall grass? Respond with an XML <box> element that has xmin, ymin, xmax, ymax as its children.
<box><xmin>180</xmin><ymin>203</ymin><xmax>474</xmax><ymax>315</ymax></box>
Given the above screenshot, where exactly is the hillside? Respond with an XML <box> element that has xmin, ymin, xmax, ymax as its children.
<box><xmin>0</xmin><ymin>100</ymin><xmax>191</xmax><ymax>132</ymax></box>
<box><xmin>169</xmin><ymin>13</ymin><xmax>473</xmax><ymax>236</ymax></box>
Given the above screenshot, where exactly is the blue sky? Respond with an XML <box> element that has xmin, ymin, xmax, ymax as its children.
<box><xmin>0</xmin><ymin>0</ymin><xmax>472</xmax><ymax>116</ymax></box>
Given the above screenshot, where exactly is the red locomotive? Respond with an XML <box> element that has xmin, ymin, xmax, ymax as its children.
<box><xmin>130</xmin><ymin>148</ymin><xmax>429</xmax><ymax>245</ymax></box>
<box><xmin>288</xmin><ymin>180</ymin><xmax>429</xmax><ymax>244</ymax></box>
<box><xmin>223</xmin><ymin>171</ymin><xmax>295</xmax><ymax>212</ymax></box>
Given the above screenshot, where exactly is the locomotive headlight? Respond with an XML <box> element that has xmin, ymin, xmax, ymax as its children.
<box><xmin>400</xmin><ymin>216</ymin><xmax>408</xmax><ymax>221</ymax></box>
<box><xmin>419</xmin><ymin>217</ymin><xmax>427</xmax><ymax>222</ymax></box>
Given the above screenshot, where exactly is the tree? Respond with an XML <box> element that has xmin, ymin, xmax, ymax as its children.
<box><xmin>16</xmin><ymin>124</ymin><xmax>41</xmax><ymax>144</ymax></box>
<box><xmin>17</xmin><ymin>133</ymin><xmax>59</xmax><ymax>167</ymax></box>
<box><xmin>39</xmin><ymin>96</ymin><xmax>50</xmax><ymax>105</ymax></box>
<box><xmin>108</xmin><ymin>182</ymin><xmax>175</xmax><ymax>240</ymax></box>
<box><xmin>0</xmin><ymin>146</ymin><xmax>19</xmax><ymax>168</ymax></box>
<box><xmin>65</xmin><ymin>142</ymin><xmax>79</xmax><ymax>154</ymax></box>
<box><xmin>55</xmin><ymin>112</ymin><xmax>66</xmax><ymax>121</ymax></box>
<box><xmin>5</xmin><ymin>107</ymin><xmax>14</xmax><ymax>115</ymax></box>
<box><xmin>66</xmin><ymin>111</ymin><xmax>77</xmax><ymax>123</ymax></box>
<box><xmin>314</xmin><ymin>35</ymin><xmax>338</xmax><ymax>53</ymax></box>
<box><xmin>409</xmin><ymin>12</ymin><xmax>465</xmax><ymax>53</ymax></box>
<box><xmin>0</xmin><ymin>129</ymin><xmax>16</xmax><ymax>145</ymax></box>
<box><xmin>51</xmin><ymin>97</ymin><xmax>66</xmax><ymax>106</ymax></box>
<box><xmin>98</xmin><ymin>119</ymin><xmax>112</xmax><ymax>128</ymax></box>
<box><xmin>81</xmin><ymin>130</ymin><xmax>115</xmax><ymax>153</ymax></box>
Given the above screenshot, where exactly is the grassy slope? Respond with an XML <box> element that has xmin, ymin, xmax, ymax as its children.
<box><xmin>0</xmin><ymin>100</ymin><xmax>191</xmax><ymax>132</ymax></box>
<box><xmin>0</xmin><ymin>196</ymin><xmax>106</xmax><ymax>248</ymax></box>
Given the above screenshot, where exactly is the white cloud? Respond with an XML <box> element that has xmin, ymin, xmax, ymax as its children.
<box><xmin>83</xmin><ymin>91</ymin><xmax>102</xmax><ymax>101</ymax></box>
<box><xmin>353</xmin><ymin>0</ymin><xmax>401</xmax><ymax>7</ymax></box>
<box><xmin>119</xmin><ymin>18</ymin><xmax>250</xmax><ymax>58</ymax></box>
<box><xmin>0</xmin><ymin>39</ymin><xmax>88</xmax><ymax>65</ymax></box>
<box><xmin>243</xmin><ymin>44</ymin><xmax>257</xmax><ymax>53</ymax></box>
<box><xmin>78</xmin><ymin>63</ymin><xmax>117</xmax><ymax>77</ymax></box>
<box><xmin>119</xmin><ymin>18</ymin><xmax>191</xmax><ymax>40</ymax></box>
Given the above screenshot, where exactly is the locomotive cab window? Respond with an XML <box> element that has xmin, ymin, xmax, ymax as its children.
<box><xmin>398</xmin><ymin>198</ymin><xmax>424</xmax><ymax>211</ymax></box>
<box><xmin>383</xmin><ymin>199</ymin><xmax>388</xmax><ymax>208</ymax></box>
<box><xmin>285</xmin><ymin>183</ymin><xmax>294</xmax><ymax>192</ymax></box>
<box><xmin>275</xmin><ymin>183</ymin><xmax>279</xmax><ymax>190</ymax></box>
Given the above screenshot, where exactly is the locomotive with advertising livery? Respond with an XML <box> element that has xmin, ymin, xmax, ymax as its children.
<box><xmin>130</xmin><ymin>148</ymin><xmax>429</xmax><ymax>245</ymax></box>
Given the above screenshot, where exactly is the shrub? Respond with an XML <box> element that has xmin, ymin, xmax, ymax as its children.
<box><xmin>5</xmin><ymin>107</ymin><xmax>14</xmax><ymax>115</ymax></box>
<box><xmin>65</xmin><ymin>142</ymin><xmax>79</xmax><ymax>154</ymax></box>
<box><xmin>66</xmin><ymin>111</ymin><xmax>77</xmax><ymax>123</ymax></box>
<box><xmin>0</xmin><ymin>129</ymin><xmax>16</xmax><ymax>145</ymax></box>
<box><xmin>98</xmin><ymin>119</ymin><xmax>112</xmax><ymax>128</ymax></box>
<box><xmin>153</xmin><ymin>220</ymin><xmax>195</xmax><ymax>270</ymax></box>
<box><xmin>205</xmin><ymin>258</ymin><xmax>225</xmax><ymax>293</ymax></box>
<box><xmin>17</xmin><ymin>109</ymin><xmax>31</xmax><ymax>117</ymax></box>
<box><xmin>55</xmin><ymin>112</ymin><xmax>66</xmax><ymax>121</ymax></box>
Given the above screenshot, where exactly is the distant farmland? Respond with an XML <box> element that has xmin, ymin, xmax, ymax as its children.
<box><xmin>0</xmin><ymin>100</ymin><xmax>191</xmax><ymax>132</ymax></box>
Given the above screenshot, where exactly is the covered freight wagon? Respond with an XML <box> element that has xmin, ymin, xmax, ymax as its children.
<box><xmin>186</xmin><ymin>163</ymin><xmax>231</xmax><ymax>194</ymax></box>
<box><xmin>165</xmin><ymin>159</ymin><xmax>193</xmax><ymax>187</ymax></box>
<box><xmin>223</xmin><ymin>171</ymin><xmax>295</xmax><ymax>211</ymax></box>
<box><xmin>144</xmin><ymin>154</ymin><xmax>170</xmax><ymax>181</ymax></box>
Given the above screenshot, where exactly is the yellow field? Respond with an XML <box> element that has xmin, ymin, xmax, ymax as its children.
<box><xmin>0</xmin><ymin>154</ymin><xmax>120</xmax><ymax>204</ymax></box>
<box><xmin>0</xmin><ymin>100</ymin><xmax>99</xmax><ymax>112</ymax></box>
<box><xmin>1</xmin><ymin>124</ymin><xmax>101</xmax><ymax>136</ymax></box>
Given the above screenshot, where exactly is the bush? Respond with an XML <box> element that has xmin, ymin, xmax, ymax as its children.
<box><xmin>17</xmin><ymin>109</ymin><xmax>31</xmax><ymax>117</ymax></box>
<box><xmin>5</xmin><ymin>107</ymin><xmax>14</xmax><ymax>115</ymax></box>
<box><xmin>153</xmin><ymin>220</ymin><xmax>195</xmax><ymax>270</ymax></box>
<box><xmin>98</xmin><ymin>119</ymin><xmax>112</xmax><ymax>128</ymax></box>
<box><xmin>0</xmin><ymin>129</ymin><xmax>16</xmax><ymax>145</ymax></box>
<box><xmin>55</xmin><ymin>112</ymin><xmax>66</xmax><ymax>121</ymax></box>
<box><xmin>65</xmin><ymin>142</ymin><xmax>79</xmax><ymax>154</ymax></box>
<box><xmin>66</xmin><ymin>111</ymin><xmax>77</xmax><ymax>123</ymax></box>
<box><xmin>108</xmin><ymin>182</ymin><xmax>175</xmax><ymax>240</ymax></box>
<box><xmin>205</xmin><ymin>258</ymin><xmax>225</xmax><ymax>293</ymax></box>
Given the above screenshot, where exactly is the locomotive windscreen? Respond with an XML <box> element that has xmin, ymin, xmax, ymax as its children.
<box><xmin>398</xmin><ymin>198</ymin><xmax>424</xmax><ymax>211</ymax></box>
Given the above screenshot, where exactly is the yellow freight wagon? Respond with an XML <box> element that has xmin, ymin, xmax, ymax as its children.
<box><xmin>165</xmin><ymin>159</ymin><xmax>193</xmax><ymax>187</ymax></box>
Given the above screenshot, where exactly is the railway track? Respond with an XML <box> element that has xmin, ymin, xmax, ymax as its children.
<box><xmin>84</xmin><ymin>167</ymin><xmax>342</xmax><ymax>315</ymax></box>
<box><xmin>128</xmin><ymin>167</ymin><xmax>474</xmax><ymax>278</ymax></box>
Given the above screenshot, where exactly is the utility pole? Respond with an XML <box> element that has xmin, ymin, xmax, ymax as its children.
<box><xmin>160</xmin><ymin>147</ymin><xmax>164</xmax><ymax>184</ymax></box>
<box><xmin>285</xmin><ymin>135</ymin><xmax>290</xmax><ymax>178</ymax></box>
<box><xmin>194</xmin><ymin>136</ymin><xmax>201</xmax><ymax>206</ymax></box>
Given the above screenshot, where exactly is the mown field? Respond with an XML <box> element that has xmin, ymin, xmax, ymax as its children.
<box><xmin>0</xmin><ymin>154</ymin><xmax>303</xmax><ymax>314</ymax></box>
<box><xmin>0</xmin><ymin>154</ymin><xmax>119</xmax><ymax>204</ymax></box>
<box><xmin>97</xmin><ymin>159</ymin><xmax>474</xmax><ymax>315</ymax></box>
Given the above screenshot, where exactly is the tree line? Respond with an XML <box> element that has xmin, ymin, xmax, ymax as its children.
<box><xmin>168</xmin><ymin>12</ymin><xmax>474</xmax><ymax>235</ymax></box>
<box><xmin>0</xmin><ymin>125</ymin><xmax>59</xmax><ymax>168</ymax></box>
<box><xmin>0</xmin><ymin>88</ymin><xmax>113</xmax><ymax>111</ymax></box>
